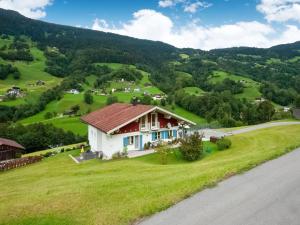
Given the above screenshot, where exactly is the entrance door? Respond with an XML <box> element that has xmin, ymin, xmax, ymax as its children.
<box><xmin>134</xmin><ymin>136</ymin><xmax>139</xmax><ymax>149</ymax></box>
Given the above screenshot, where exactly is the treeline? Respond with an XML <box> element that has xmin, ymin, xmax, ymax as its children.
<box><xmin>0</xmin><ymin>123</ymin><xmax>84</xmax><ymax>153</ymax></box>
<box><xmin>0</xmin><ymin>36</ymin><xmax>33</xmax><ymax>61</ymax></box>
<box><xmin>175</xmin><ymin>90</ymin><xmax>277</xmax><ymax>127</ymax></box>
<box><xmin>0</xmin><ymin>63</ymin><xmax>20</xmax><ymax>79</ymax></box>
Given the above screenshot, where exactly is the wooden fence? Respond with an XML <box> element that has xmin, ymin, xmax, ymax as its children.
<box><xmin>0</xmin><ymin>156</ymin><xmax>43</xmax><ymax>172</ymax></box>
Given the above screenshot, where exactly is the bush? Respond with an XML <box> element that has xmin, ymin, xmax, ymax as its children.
<box><xmin>156</xmin><ymin>145</ymin><xmax>171</xmax><ymax>165</ymax></box>
<box><xmin>216</xmin><ymin>138</ymin><xmax>232</xmax><ymax>151</ymax></box>
<box><xmin>179</xmin><ymin>132</ymin><xmax>203</xmax><ymax>161</ymax></box>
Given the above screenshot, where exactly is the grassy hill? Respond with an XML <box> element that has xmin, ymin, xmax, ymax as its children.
<box><xmin>209</xmin><ymin>71</ymin><xmax>261</xmax><ymax>100</ymax></box>
<box><xmin>18</xmin><ymin>62</ymin><xmax>206</xmax><ymax>135</ymax></box>
<box><xmin>0</xmin><ymin>36</ymin><xmax>62</xmax><ymax>106</ymax></box>
<box><xmin>1</xmin><ymin>125</ymin><xmax>300</xmax><ymax>225</ymax></box>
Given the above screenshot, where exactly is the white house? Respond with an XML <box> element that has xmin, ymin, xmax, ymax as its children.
<box><xmin>67</xmin><ymin>89</ymin><xmax>80</xmax><ymax>94</ymax></box>
<box><xmin>81</xmin><ymin>103</ymin><xmax>195</xmax><ymax>159</ymax></box>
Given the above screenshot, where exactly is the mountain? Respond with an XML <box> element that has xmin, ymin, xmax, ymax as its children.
<box><xmin>0</xmin><ymin>8</ymin><xmax>178</xmax><ymax>68</ymax></box>
<box><xmin>0</xmin><ymin>8</ymin><xmax>299</xmax><ymax>137</ymax></box>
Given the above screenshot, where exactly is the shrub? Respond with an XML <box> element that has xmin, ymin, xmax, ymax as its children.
<box><xmin>179</xmin><ymin>132</ymin><xmax>203</xmax><ymax>161</ymax></box>
<box><xmin>216</xmin><ymin>138</ymin><xmax>232</xmax><ymax>151</ymax></box>
<box><xmin>156</xmin><ymin>145</ymin><xmax>171</xmax><ymax>165</ymax></box>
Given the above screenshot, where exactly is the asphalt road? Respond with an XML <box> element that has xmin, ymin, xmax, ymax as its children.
<box><xmin>228</xmin><ymin>121</ymin><xmax>300</xmax><ymax>135</ymax></box>
<box><xmin>138</xmin><ymin>148</ymin><xmax>300</xmax><ymax>225</ymax></box>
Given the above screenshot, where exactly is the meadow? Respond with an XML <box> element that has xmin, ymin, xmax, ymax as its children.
<box><xmin>209</xmin><ymin>71</ymin><xmax>261</xmax><ymax>100</ymax></box>
<box><xmin>1</xmin><ymin>125</ymin><xmax>300</xmax><ymax>225</ymax></box>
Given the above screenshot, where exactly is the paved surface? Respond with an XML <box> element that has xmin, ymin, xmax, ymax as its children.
<box><xmin>138</xmin><ymin>148</ymin><xmax>300</xmax><ymax>225</ymax></box>
<box><xmin>227</xmin><ymin>121</ymin><xmax>300</xmax><ymax>136</ymax></box>
<box><xmin>128</xmin><ymin>150</ymin><xmax>155</xmax><ymax>158</ymax></box>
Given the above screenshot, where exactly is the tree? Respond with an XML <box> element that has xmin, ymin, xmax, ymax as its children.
<box><xmin>294</xmin><ymin>96</ymin><xmax>300</xmax><ymax>108</ymax></box>
<box><xmin>257</xmin><ymin>101</ymin><xmax>275</xmax><ymax>122</ymax></box>
<box><xmin>84</xmin><ymin>91</ymin><xmax>93</xmax><ymax>104</ymax></box>
<box><xmin>179</xmin><ymin>132</ymin><xmax>203</xmax><ymax>161</ymax></box>
<box><xmin>106</xmin><ymin>95</ymin><xmax>118</xmax><ymax>105</ymax></box>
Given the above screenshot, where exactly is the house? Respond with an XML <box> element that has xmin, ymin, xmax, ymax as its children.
<box><xmin>36</xmin><ymin>80</ymin><xmax>45</xmax><ymax>86</ymax></box>
<box><xmin>133</xmin><ymin>87</ymin><xmax>141</xmax><ymax>92</ymax></box>
<box><xmin>152</xmin><ymin>94</ymin><xmax>166</xmax><ymax>101</ymax></box>
<box><xmin>283</xmin><ymin>107</ymin><xmax>291</xmax><ymax>112</ymax></box>
<box><xmin>293</xmin><ymin>108</ymin><xmax>300</xmax><ymax>119</ymax></box>
<box><xmin>81</xmin><ymin>103</ymin><xmax>195</xmax><ymax>159</ymax></box>
<box><xmin>0</xmin><ymin>138</ymin><xmax>24</xmax><ymax>161</ymax></box>
<box><xmin>6</xmin><ymin>86</ymin><xmax>22</xmax><ymax>97</ymax></box>
<box><xmin>67</xmin><ymin>89</ymin><xmax>80</xmax><ymax>94</ymax></box>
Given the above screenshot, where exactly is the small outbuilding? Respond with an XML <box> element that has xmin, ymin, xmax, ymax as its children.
<box><xmin>0</xmin><ymin>138</ymin><xmax>24</xmax><ymax>161</ymax></box>
<box><xmin>293</xmin><ymin>108</ymin><xmax>300</xmax><ymax>119</ymax></box>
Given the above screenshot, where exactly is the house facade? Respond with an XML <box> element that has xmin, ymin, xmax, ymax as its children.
<box><xmin>81</xmin><ymin>103</ymin><xmax>195</xmax><ymax>159</ymax></box>
<box><xmin>0</xmin><ymin>138</ymin><xmax>24</xmax><ymax>161</ymax></box>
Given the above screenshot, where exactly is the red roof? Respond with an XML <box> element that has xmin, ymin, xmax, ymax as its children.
<box><xmin>81</xmin><ymin>103</ymin><xmax>154</xmax><ymax>133</ymax></box>
<box><xmin>0</xmin><ymin>138</ymin><xmax>25</xmax><ymax>149</ymax></box>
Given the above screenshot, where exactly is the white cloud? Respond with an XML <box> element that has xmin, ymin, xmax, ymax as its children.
<box><xmin>92</xmin><ymin>9</ymin><xmax>300</xmax><ymax>50</ymax></box>
<box><xmin>184</xmin><ymin>1</ymin><xmax>212</xmax><ymax>13</ymax></box>
<box><xmin>0</xmin><ymin>0</ymin><xmax>52</xmax><ymax>19</ymax></box>
<box><xmin>158</xmin><ymin>0</ymin><xmax>211</xmax><ymax>13</ymax></box>
<box><xmin>257</xmin><ymin>0</ymin><xmax>300</xmax><ymax>22</ymax></box>
<box><xmin>159</xmin><ymin>0</ymin><xmax>175</xmax><ymax>8</ymax></box>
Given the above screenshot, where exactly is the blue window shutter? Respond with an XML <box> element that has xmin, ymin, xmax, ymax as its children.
<box><xmin>152</xmin><ymin>132</ymin><xmax>156</xmax><ymax>141</ymax></box>
<box><xmin>173</xmin><ymin>130</ymin><xmax>177</xmax><ymax>138</ymax></box>
<box><xmin>140</xmin><ymin>135</ymin><xmax>143</xmax><ymax>150</ymax></box>
<box><xmin>165</xmin><ymin>131</ymin><xmax>169</xmax><ymax>139</ymax></box>
<box><xmin>123</xmin><ymin>137</ymin><xmax>128</xmax><ymax>147</ymax></box>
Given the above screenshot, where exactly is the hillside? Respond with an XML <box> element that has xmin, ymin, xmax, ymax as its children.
<box><xmin>0</xmin><ymin>8</ymin><xmax>299</xmax><ymax>149</ymax></box>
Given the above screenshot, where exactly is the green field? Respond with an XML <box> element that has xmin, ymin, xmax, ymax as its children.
<box><xmin>209</xmin><ymin>71</ymin><xmax>261</xmax><ymax>100</ymax></box>
<box><xmin>0</xmin><ymin>37</ymin><xmax>62</xmax><ymax>106</ymax></box>
<box><xmin>1</xmin><ymin>125</ymin><xmax>300</xmax><ymax>225</ymax></box>
<box><xmin>183</xmin><ymin>87</ymin><xmax>205</xmax><ymax>96</ymax></box>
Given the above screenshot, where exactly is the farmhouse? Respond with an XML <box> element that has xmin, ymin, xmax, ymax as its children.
<box><xmin>0</xmin><ymin>138</ymin><xmax>24</xmax><ymax>161</ymax></box>
<box><xmin>81</xmin><ymin>103</ymin><xmax>195</xmax><ymax>159</ymax></box>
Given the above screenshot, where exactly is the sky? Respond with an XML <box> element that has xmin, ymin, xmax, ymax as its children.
<box><xmin>1</xmin><ymin>0</ymin><xmax>300</xmax><ymax>50</ymax></box>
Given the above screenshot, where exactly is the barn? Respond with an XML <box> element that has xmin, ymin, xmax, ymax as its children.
<box><xmin>0</xmin><ymin>138</ymin><xmax>25</xmax><ymax>161</ymax></box>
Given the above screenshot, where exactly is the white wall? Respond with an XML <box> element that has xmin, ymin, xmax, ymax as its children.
<box><xmin>88</xmin><ymin>125</ymin><xmax>180</xmax><ymax>160</ymax></box>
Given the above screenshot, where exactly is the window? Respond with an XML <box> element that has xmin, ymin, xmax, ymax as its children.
<box><xmin>151</xmin><ymin>113</ymin><xmax>157</xmax><ymax>127</ymax></box>
<box><xmin>128</xmin><ymin>136</ymin><xmax>134</xmax><ymax>145</ymax></box>
<box><xmin>168</xmin><ymin>130</ymin><xmax>173</xmax><ymax>138</ymax></box>
<box><xmin>157</xmin><ymin>132</ymin><xmax>161</xmax><ymax>139</ymax></box>
<box><xmin>141</xmin><ymin>116</ymin><xmax>146</xmax><ymax>129</ymax></box>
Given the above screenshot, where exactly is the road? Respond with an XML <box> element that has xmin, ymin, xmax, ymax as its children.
<box><xmin>138</xmin><ymin>148</ymin><xmax>300</xmax><ymax>225</ymax></box>
<box><xmin>227</xmin><ymin>121</ymin><xmax>300</xmax><ymax>135</ymax></box>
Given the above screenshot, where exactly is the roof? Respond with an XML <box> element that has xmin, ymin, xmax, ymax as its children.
<box><xmin>293</xmin><ymin>108</ymin><xmax>300</xmax><ymax>119</ymax></box>
<box><xmin>81</xmin><ymin>103</ymin><xmax>155</xmax><ymax>133</ymax></box>
<box><xmin>0</xmin><ymin>138</ymin><xmax>25</xmax><ymax>149</ymax></box>
<box><xmin>81</xmin><ymin>103</ymin><xmax>196</xmax><ymax>134</ymax></box>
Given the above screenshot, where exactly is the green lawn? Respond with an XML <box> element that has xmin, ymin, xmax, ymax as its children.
<box><xmin>209</xmin><ymin>71</ymin><xmax>261</xmax><ymax>100</ymax></box>
<box><xmin>1</xmin><ymin>125</ymin><xmax>300</xmax><ymax>225</ymax></box>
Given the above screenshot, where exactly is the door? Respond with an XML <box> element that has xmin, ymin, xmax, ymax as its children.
<box><xmin>134</xmin><ymin>136</ymin><xmax>139</xmax><ymax>149</ymax></box>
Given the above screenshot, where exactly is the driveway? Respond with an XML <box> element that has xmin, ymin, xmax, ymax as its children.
<box><xmin>138</xmin><ymin>148</ymin><xmax>300</xmax><ymax>225</ymax></box>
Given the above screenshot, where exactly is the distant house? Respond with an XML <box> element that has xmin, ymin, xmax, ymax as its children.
<box><xmin>81</xmin><ymin>103</ymin><xmax>195</xmax><ymax>159</ymax></box>
<box><xmin>152</xmin><ymin>94</ymin><xmax>166</xmax><ymax>101</ymax></box>
<box><xmin>124</xmin><ymin>87</ymin><xmax>131</xmax><ymax>93</ymax></box>
<box><xmin>283</xmin><ymin>107</ymin><xmax>291</xmax><ymax>112</ymax></box>
<box><xmin>36</xmin><ymin>80</ymin><xmax>45</xmax><ymax>86</ymax></box>
<box><xmin>67</xmin><ymin>89</ymin><xmax>80</xmax><ymax>94</ymax></box>
<box><xmin>0</xmin><ymin>138</ymin><xmax>24</xmax><ymax>161</ymax></box>
<box><xmin>254</xmin><ymin>97</ymin><xmax>266</xmax><ymax>104</ymax></box>
<box><xmin>293</xmin><ymin>108</ymin><xmax>300</xmax><ymax>119</ymax></box>
<box><xmin>133</xmin><ymin>87</ymin><xmax>141</xmax><ymax>92</ymax></box>
<box><xmin>6</xmin><ymin>86</ymin><xmax>22</xmax><ymax>97</ymax></box>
